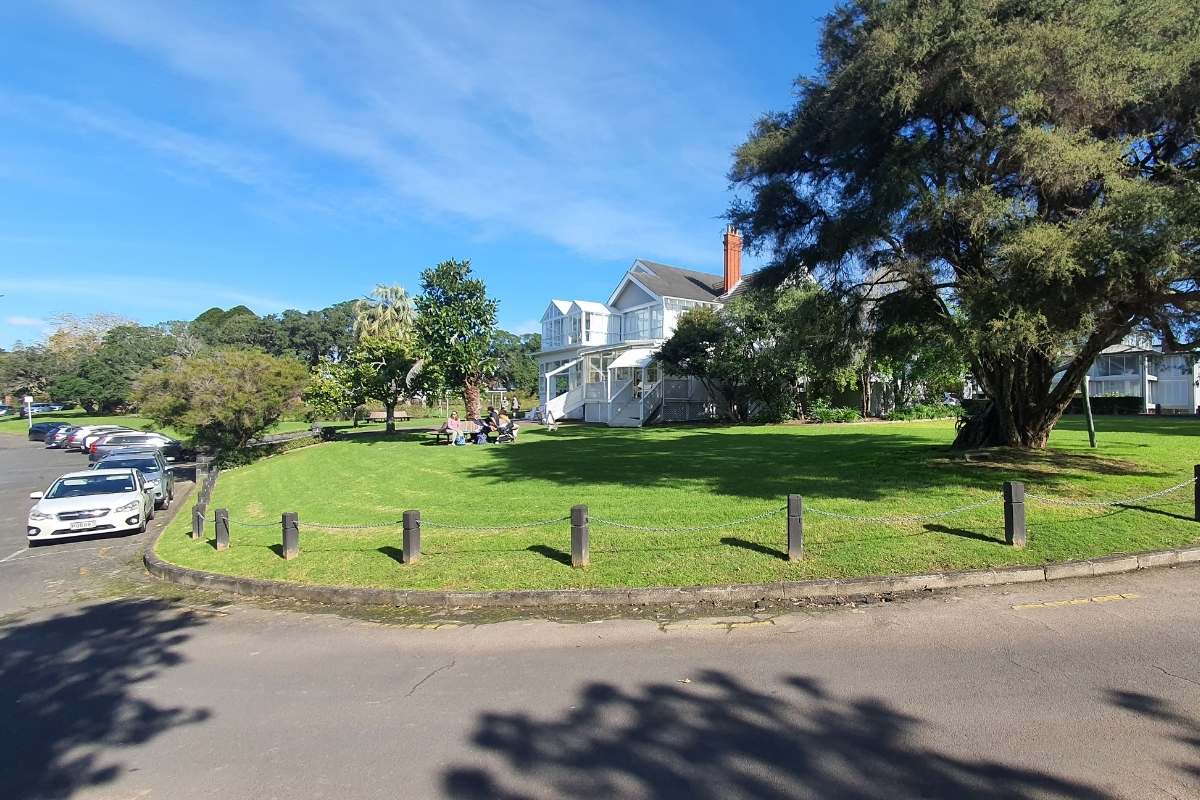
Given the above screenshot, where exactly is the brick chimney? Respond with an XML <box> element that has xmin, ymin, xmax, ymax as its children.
<box><xmin>722</xmin><ymin>225</ymin><xmax>742</xmax><ymax>293</ymax></box>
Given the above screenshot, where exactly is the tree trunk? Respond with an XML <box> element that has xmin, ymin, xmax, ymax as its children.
<box><xmin>385</xmin><ymin>400</ymin><xmax>396</xmax><ymax>433</ymax></box>
<box><xmin>953</xmin><ymin>348</ymin><xmax>1086</xmax><ymax>449</ymax></box>
<box><xmin>462</xmin><ymin>381</ymin><xmax>482</xmax><ymax>419</ymax></box>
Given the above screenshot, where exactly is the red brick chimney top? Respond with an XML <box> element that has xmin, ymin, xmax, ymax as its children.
<box><xmin>723</xmin><ymin>226</ymin><xmax>742</xmax><ymax>293</ymax></box>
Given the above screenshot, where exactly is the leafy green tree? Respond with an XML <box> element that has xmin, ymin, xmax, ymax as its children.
<box><xmin>729</xmin><ymin>0</ymin><xmax>1200</xmax><ymax>448</ymax></box>
<box><xmin>414</xmin><ymin>260</ymin><xmax>498</xmax><ymax>418</ymax></box>
<box><xmin>133</xmin><ymin>349</ymin><xmax>309</xmax><ymax>451</ymax></box>
<box><xmin>347</xmin><ymin>335</ymin><xmax>420</xmax><ymax>432</ymax></box>
<box><xmin>50</xmin><ymin>325</ymin><xmax>177</xmax><ymax>413</ymax></box>
<box><xmin>0</xmin><ymin>345</ymin><xmax>59</xmax><ymax>399</ymax></box>
<box><xmin>302</xmin><ymin>357</ymin><xmax>362</xmax><ymax>422</ymax></box>
<box><xmin>491</xmin><ymin>330</ymin><xmax>539</xmax><ymax>397</ymax></box>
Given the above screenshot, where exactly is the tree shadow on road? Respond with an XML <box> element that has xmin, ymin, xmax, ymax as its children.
<box><xmin>0</xmin><ymin>599</ymin><xmax>211</xmax><ymax>799</ymax></box>
<box><xmin>442</xmin><ymin>670</ymin><xmax>1110</xmax><ymax>799</ymax></box>
<box><xmin>1107</xmin><ymin>689</ymin><xmax>1200</xmax><ymax>783</ymax></box>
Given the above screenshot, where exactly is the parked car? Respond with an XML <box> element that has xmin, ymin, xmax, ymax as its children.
<box><xmin>46</xmin><ymin>426</ymin><xmax>79</xmax><ymax>448</ymax></box>
<box><xmin>0</xmin><ymin>405</ymin><xmax>12</xmax><ymax>416</ymax></box>
<box><xmin>89</xmin><ymin>431</ymin><xmax>183</xmax><ymax>462</ymax></box>
<box><xmin>91</xmin><ymin>450</ymin><xmax>174</xmax><ymax>509</ymax></box>
<box><xmin>27</xmin><ymin>468</ymin><xmax>155</xmax><ymax>543</ymax></box>
<box><xmin>29</xmin><ymin>403</ymin><xmax>62</xmax><ymax>414</ymax></box>
<box><xmin>28</xmin><ymin>422</ymin><xmax>69</xmax><ymax>442</ymax></box>
<box><xmin>81</xmin><ymin>427</ymin><xmax>134</xmax><ymax>451</ymax></box>
<box><xmin>66</xmin><ymin>425</ymin><xmax>127</xmax><ymax>451</ymax></box>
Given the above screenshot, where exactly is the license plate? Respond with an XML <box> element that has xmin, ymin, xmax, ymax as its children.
<box><xmin>69</xmin><ymin>520</ymin><xmax>95</xmax><ymax>531</ymax></box>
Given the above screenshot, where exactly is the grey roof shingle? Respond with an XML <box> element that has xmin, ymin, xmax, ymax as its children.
<box><xmin>634</xmin><ymin>260</ymin><xmax>726</xmax><ymax>301</ymax></box>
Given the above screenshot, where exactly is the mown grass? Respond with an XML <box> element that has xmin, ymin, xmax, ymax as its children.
<box><xmin>156</xmin><ymin>416</ymin><xmax>1200</xmax><ymax>591</ymax></box>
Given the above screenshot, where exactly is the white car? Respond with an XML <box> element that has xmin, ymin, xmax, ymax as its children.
<box><xmin>27</xmin><ymin>469</ymin><xmax>155</xmax><ymax>544</ymax></box>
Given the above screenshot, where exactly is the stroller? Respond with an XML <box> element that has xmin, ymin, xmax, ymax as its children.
<box><xmin>497</xmin><ymin>419</ymin><xmax>518</xmax><ymax>443</ymax></box>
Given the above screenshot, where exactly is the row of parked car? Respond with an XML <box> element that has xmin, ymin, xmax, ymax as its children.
<box><xmin>1</xmin><ymin>402</ymin><xmax>69</xmax><ymax>416</ymax></box>
<box><xmin>26</xmin><ymin>421</ymin><xmax>188</xmax><ymax>545</ymax></box>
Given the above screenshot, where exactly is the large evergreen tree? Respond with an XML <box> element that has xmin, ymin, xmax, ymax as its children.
<box><xmin>730</xmin><ymin>0</ymin><xmax>1200</xmax><ymax>448</ymax></box>
<box><xmin>414</xmin><ymin>260</ymin><xmax>498</xmax><ymax>418</ymax></box>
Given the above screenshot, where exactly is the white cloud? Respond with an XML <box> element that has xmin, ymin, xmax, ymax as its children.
<box><xmin>46</xmin><ymin>0</ymin><xmax>745</xmax><ymax>267</ymax></box>
<box><xmin>4</xmin><ymin>315</ymin><xmax>47</xmax><ymax>327</ymax></box>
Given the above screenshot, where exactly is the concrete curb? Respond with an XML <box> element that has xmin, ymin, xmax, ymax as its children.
<box><xmin>142</xmin><ymin>527</ymin><xmax>1200</xmax><ymax>608</ymax></box>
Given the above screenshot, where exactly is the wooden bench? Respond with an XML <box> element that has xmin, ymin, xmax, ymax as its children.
<box><xmin>430</xmin><ymin>422</ymin><xmax>482</xmax><ymax>444</ymax></box>
<box><xmin>366</xmin><ymin>410</ymin><xmax>412</xmax><ymax>423</ymax></box>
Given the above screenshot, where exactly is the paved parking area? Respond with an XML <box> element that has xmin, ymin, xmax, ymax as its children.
<box><xmin>0</xmin><ymin>436</ymin><xmax>191</xmax><ymax>616</ymax></box>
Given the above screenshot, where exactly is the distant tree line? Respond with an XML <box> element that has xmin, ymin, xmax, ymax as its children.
<box><xmin>0</xmin><ymin>261</ymin><xmax>539</xmax><ymax>446</ymax></box>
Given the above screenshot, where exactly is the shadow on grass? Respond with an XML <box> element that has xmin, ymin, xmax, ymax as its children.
<box><xmin>0</xmin><ymin>600</ymin><xmax>211</xmax><ymax>799</ymax></box>
<box><xmin>922</xmin><ymin>524</ymin><xmax>1007</xmax><ymax>545</ymax></box>
<box><xmin>526</xmin><ymin>544</ymin><xmax>571</xmax><ymax>566</ymax></box>
<box><xmin>378</xmin><ymin>545</ymin><xmax>405</xmax><ymax>565</ymax></box>
<box><xmin>442</xmin><ymin>671</ymin><xmax>1112</xmax><ymax>799</ymax></box>
<box><xmin>1116</xmin><ymin>504</ymin><xmax>1197</xmax><ymax>523</ymax></box>
<box><xmin>406</xmin><ymin>424</ymin><xmax>1171</xmax><ymax>501</ymax></box>
<box><xmin>720</xmin><ymin>536</ymin><xmax>787</xmax><ymax>560</ymax></box>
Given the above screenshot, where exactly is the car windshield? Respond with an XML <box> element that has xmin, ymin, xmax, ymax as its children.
<box><xmin>111</xmin><ymin>436</ymin><xmax>153</xmax><ymax>444</ymax></box>
<box><xmin>46</xmin><ymin>474</ymin><xmax>135</xmax><ymax>498</ymax></box>
<box><xmin>99</xmin><ymin>458</ymin><xmax>159</xmax><ymax>473</ymax></box>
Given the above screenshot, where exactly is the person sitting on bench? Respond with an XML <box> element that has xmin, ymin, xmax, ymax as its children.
<box><xmin>440</xmin><ymin>411</ymin><xmax>463</xmax><ymax>444</ymax></box>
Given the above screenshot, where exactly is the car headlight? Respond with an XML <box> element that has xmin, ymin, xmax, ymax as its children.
<box><xmin>115</xmin><ymin>500</ymin><xmax>140</xmax><ymax>513</ymax></box>
<box><xmin>29</xmin><ymin>508</ymin><xmax>52</xmax><ymax>521</ymax></box>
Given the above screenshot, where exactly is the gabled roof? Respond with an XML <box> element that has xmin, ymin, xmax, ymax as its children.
<box><xmin>630</xmin><ymin>260</ymin><xmax>725</xmax><ymax>302</ymax></box>
<box><xmin>571</xmin><ymin>300</ymin><xmax>614</xmax><ymax>314</ymax></box>
<box><xmin>541</xmin><ymin>300</ymin><xmax>572</xmax><ymax>321</ymax></box>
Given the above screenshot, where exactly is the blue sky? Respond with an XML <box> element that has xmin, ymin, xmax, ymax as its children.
<box><xmin>0</xmin><ymin>0</ymin><xmax>835</xmax><ymax>348</ymax></box>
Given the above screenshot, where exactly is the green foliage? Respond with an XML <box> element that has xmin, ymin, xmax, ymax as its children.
<box><xmin>353</xmin><ymin>285</ymin><xmax>416</xmax><ymax>340</ymax></box>
<box><xmin>729</xmin><ymin>0</ymin><xmax>1200</xmax><ymax>447</ymax></box>
<box><xmin>884</xmin><ymin>404</ymin><xmax>963</xmax><ymax>421</ymax></box>
<box><xmin>414</xmin><ymin>259</ymin><xmax>498</xmax><ymax>417</ymax></box>
<box><xmin>348</xmin><ymin>334</ymin><xmax>420</xmax><ymax>430</ymax></box>
<box><xmin>48</xmin><ymin>325</ymin><xmax>178</xmax><ymax>413</ymax></box>
<box><xmin>657</xmin><ymin>283</ymin><xmax>858</xmax><ymax>423</ymax></box>
<box><xmin>302</xmin><ymin>358</ymin><xmax>361</xmax><ymax>421</ymax></box>
<box><xmin>491</xmin><ymin>330</ymin><xmax>540</xmax><ymax>396</ymax></box>
<box><xmin>133</xmin><ymin>348</ymin><xmax>309</xmax><ymax>451</ymax></box>
<box><xmin>807</xmin><ymin>398</ymin><xmax>861</xmax><ymax>423</ymax></box>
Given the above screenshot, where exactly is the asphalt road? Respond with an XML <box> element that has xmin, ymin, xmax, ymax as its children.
<box><xmin>0</xmin><ymin>437</ymin><xmax>1198</xmax><ymax>799</ymax></box>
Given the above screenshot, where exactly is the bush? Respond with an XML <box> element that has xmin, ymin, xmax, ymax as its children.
<box><xmin>134</xmin><ymin>348</ymin><xmax>310</xmax><ymax>451</ymax></box>
<box><xmin>807</xmin><ymin>398</ymin><xmax>861</xmax><ymax>423</ymax></box>
<box><xmin>885</xmin><ymin>403</ymin><xmax>963</xmax><ymax>421</ymax></box>
<box><xmin>1065</xmin><ymin>395</ymin><xmax>1144</xmax><ymax>415</ymax></box>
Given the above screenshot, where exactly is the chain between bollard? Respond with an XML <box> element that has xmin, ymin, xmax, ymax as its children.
<box><xmin>803</xmin><ymin>498</ymin><xmax>1001</xmax><ymax>524</ymax></box>
<box><xmin>1025</xmin><ymin>477</ymin><xmax>1198</xmax><ymax>508</ymax></box>
<box><xmin>421</xmin><ymin>516</ymin><xmax>571</xmax><ymax>531</ymax></box>
<box><xmin>590</xmin><ymin>506</ymin><xmax>787</xmax><ymax>532</ymax></box>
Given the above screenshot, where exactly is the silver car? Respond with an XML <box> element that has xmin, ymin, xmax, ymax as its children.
<box><xmin>90</xmin><ymin>450</ymin><xmax>175</xmax><ymax>509</ymax></box>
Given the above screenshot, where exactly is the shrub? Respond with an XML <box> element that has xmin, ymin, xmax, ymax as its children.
<box><xmin>885</xmin><ymin>403</ymin><xmax>963</xmax><ymax>421</ymax></box>
<box><xmin>807</xmin><ymin>398</ymin><xmax>861</xmax><ymax>423</ymax></box>
<box><xmin>1065</xmin><ymin>395</ymin><xmax>1144</xmax><ymax>415</ymax></box>
<box><xmin>134</xmin><ymin>348</ymin><xmax>309</xmax><ymax>452</ymax></box>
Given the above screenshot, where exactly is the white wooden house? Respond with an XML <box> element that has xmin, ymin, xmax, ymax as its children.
<box><xmin>1083</xmin><ymin>337</ymin><xmax>1200</xmax><ymax>413</ymax></box>
<box><xmin>538</xmin><ymin>228</ymin><xmax>747</xmax><ymax>426</ymax></box>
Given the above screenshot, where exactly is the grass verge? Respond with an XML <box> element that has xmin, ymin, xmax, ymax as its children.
<box><xmin>155</xmin><ymin>416</ymin><xmax>1200</xmax><ymax>592</ymax></box>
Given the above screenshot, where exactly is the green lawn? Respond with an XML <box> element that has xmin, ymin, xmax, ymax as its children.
<box><xmin>156</xmin><ymin>416</ymin><xmax>1200</xmax><ymax>592</ymax></box>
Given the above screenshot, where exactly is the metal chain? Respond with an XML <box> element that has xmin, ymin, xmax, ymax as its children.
<box><xmin>302</xmin><ymin>520</ymin><xmax>403</xmax><ymax>530</ymax></box>
<box><xmin>225</xmin><ymin>518</ymin><xmax>283</xmax><ymax>528</ymax></box>
<box><xmin>590</xmin><ymin>506</ymin><xmax>786</xmax><ymax>532</ymax></box>
<box><xmin>421</xmin><ymin>517</ymin><xmax>570</xmax><ymax>531</ymax></box>
<box><xmin>1026</xmin><ymin>477</ymin><xmax>1198</xmax><ymax>508</ymax></box>
<box><xmin>803</xmin><ymin>498</ymin><xmax>1001</xmax><ymax>524</ymax></box>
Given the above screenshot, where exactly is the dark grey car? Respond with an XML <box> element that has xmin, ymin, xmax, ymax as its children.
<box><xmin>90</xmin><ymin>450</ymin><xmax>175</xmax><ymax>509</ymax></box>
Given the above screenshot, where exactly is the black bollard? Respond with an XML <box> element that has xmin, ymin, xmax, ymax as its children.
<box><xmin>281</xmin><ymin>512</ymin><xmax>299</xmax><ymax>559</ymax></box>
<box><xmin>402</xmin><ymin>510</ymin><xmax>421</xmax><ymax>564</ymax></box>
<box><xmin>1004</xmin><ymin>482</ymin><xmax>1027</xmax><ymax>548</ymax></box>
<box><xmin>787</xmin><ymin>495</ymin><xmax>804</xmax><ymax>561</ymax></box>
<box><xmin>571</xmin><ymin>504</ymin><xmax>589</xmax><ymax>568</ymax></box>
<box><xmin>215</xmin><ymin>508</ymin><xmax>230</xmax><ymax>551</ymax></box>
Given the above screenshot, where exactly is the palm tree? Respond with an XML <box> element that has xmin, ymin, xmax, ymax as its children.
<box><xmin>353</xmin><ymin>284</ymin><xmax>415</xmax><ymax>340</ymax></box>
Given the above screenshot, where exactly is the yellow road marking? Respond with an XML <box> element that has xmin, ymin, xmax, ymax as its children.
<box><xmin>1012</xmin><ymin>593</ymin><xmax>1140</xmax><ymax>610</ymax></box>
